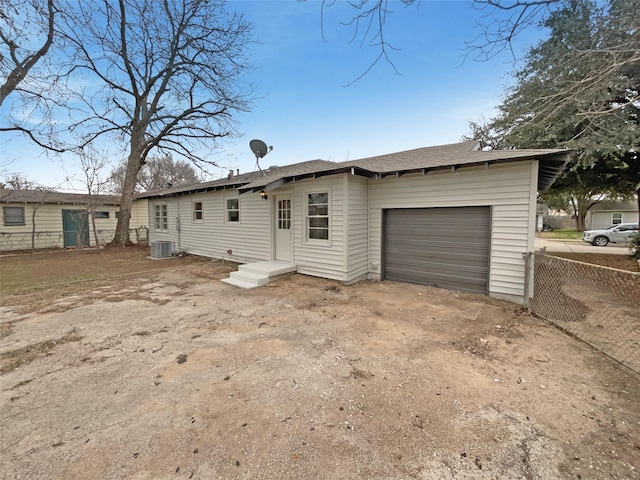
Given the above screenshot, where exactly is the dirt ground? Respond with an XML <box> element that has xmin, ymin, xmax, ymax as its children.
<box><xmin>1</xmin><ymin>249</ymin><xmax>639</xmax><ymax>479</ymax></box>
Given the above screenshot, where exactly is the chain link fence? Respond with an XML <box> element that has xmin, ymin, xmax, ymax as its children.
<box><xmin>1</xmin><ymin>227</ymin><xmax>148</xmax><ymax>252</ymax></box>
<box><xmin>524</xmin><ymin>253</ymin><xmax>640</xmax><ymax>374</ymax></box>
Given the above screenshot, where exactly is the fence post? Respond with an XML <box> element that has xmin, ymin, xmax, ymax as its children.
<box><xmin>522</xmin><ymin>252</ymin><xmax>533</xmax><ymax>309</ymax></box>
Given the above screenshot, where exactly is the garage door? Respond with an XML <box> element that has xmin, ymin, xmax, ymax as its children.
<box><xmin>383</xmin><ymin>207</ymin><xmax>491</xmax><ymax>294</ymax></box>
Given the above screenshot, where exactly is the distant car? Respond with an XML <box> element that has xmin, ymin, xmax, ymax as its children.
<box><xmin>582</xmin><ymin>223</ymin><xmax>639</xmax><ymax>246</ymax></box>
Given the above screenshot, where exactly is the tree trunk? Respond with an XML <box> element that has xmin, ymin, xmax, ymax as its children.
<box><xmin>112</xmin><ymin>164</ymin><xmax>138</xmax><ymax>246</ymax></box>
<box><xmin>574</xmin><ymin>197</ymin><xmax>590</xmax><ymax>232</ymax></box>
<box><xmin>89</xmin><ymin>206</ymin><xmax>100</xmax><ymax>250</ymax></box>
<box><xmin>112</xmin><ymin>129</ymin><xmax>146</xmax><ymax>246</ymax></box>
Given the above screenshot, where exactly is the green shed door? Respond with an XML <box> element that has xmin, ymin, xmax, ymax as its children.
<box><xmin>62</xmin><ymin>210</ymin><xmax>90</xmax><ymax>247</ymax></box>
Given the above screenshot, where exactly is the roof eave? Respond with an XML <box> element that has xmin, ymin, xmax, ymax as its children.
<box><xmin>138</xmin><ymin>181</ymin><xmax>253</xmax><ymax>199</ymax></box>
<box><xmin>537</xmin><ymin>152</ymin><xmax>572</xmax><ymax>191</ymax></box>
<box><xmin>238</xmin><ymin>166</ymin><xmax>377</xmax><ymax>193</ymax></box>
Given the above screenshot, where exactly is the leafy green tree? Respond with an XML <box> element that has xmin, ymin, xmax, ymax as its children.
<box><xmin>469</xmin><ymin>0</ymin><xmax>639</xmax><ymax>230</ymax></box>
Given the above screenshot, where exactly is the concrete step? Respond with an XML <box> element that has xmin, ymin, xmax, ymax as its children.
<box><xmin>228</xmin><ymin>270</ymin><xmax>271</xmax><ymax>287</ymax></box>
<box><xmin>220</xmin><ymin>277</ymin><xmax>259</xmax><ymax>289</ymax></box>
<box><xmin>239</xmin><ymin>261</ymin><xmax>297</xmax><ymax>277</ymax></box>
<box><xmin>221</xmin><ymin>261</ymin><xmax>298</xmax><ymax>290</ymax></box>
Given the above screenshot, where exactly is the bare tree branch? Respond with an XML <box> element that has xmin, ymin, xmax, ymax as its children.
<box><xmin>0</xmin><ymin>0</ymin><xmax>56</xmax><ymax>105</ymax></box>
<box><xmin>0</xmin><ymin>125</ymin><xmax>65</xmax><ymax>153</ymax></box>
<box><xmin>313</xmin><ymin>0</ymin><xmax>412</xmax><ymax>85</ymax></box>
<box><xmin>53</xmin><ymin>0</ymin><xmax>254</xmax><ymax>245</ymax></box>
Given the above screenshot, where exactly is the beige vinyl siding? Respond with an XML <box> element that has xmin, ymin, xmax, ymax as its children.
<box><xmin>345</xmin><ymin>175</ymin><xmax>369</xmax><ymax>282</ymax></box>
<box><xmin>1</xmin><ymin>203</ymin><xmax>127</xmax><ymax>251</ymax></box>
<box><xmin>90</xmin><ymin>206</ymin><xmax>121</xmax><ymax>245</ymax></box>
<box><xmin>588</xmin><ymin>210</ymin><xmax>638</xmax><ymax>230</ymax></box>
<box><xmin>289</xmin><ymin>176</ymin><xmax>346</xmax><ymax>281</ymax></box>
<box><xmin>130</xmin><ymin>198</ymin><xmax>149</xmax><ymax>229</ymax></box>
<box><xmin>2</xmin><ymin>203</ymin><xmax>64</xmax><ymax>250</ymax></box>
<box><xmin>368</xmin><ymin>161</ymin><xmax>537</xmax><ymax>304</ymax></box>
<box><xmin>148</xmin><ymin>199</ymin><xmax>180</xmax><ymax>251</ymax></box>
<box><xmin>147</xmin><ymin>190</ymin><xmax>272</xmax><ymax>263</ymax></box>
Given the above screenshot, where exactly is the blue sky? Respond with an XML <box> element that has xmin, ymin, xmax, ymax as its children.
<box><xmin>1</xmin><ymin>0</ymin><xmax>543</xmax><ymax>191</ymax></box>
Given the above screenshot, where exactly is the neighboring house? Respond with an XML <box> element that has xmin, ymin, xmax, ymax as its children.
<box><xmin>139</xmin><ymin>141</ymin><xmax>569</xmax><ymax>305</ymax></box>
<box><xmin>585</xmin><ymin>200</ymin><xmax>639</xmax><ymax>230</ymax></box>
<box><xmin>0</xmin><ymin>189</ymin><xmax>149</xmax><ymax>251</ymax></box>
<box><xmin>535</xmin><ymin>204</ymin><xmax>574</xmax><ymax>231</ymax></box>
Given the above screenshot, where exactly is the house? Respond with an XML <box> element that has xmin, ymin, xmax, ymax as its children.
<box><xmin>0</xmin><ymin>189</ymin><xmax>149</xmax><ymax>251</ymax></box>
<box><xmin>585</xmin><ymin>200</ymin><xmax>639</xmax><ymax>230</ymax></box>
<box><xmin>535</xmin><ymin>203</ymin><xmax>574</xmax><ymax>231</ymax></box>
<box><xmin>139</xmin><ymin>141</ymin><xmax>569</xmax><ymax>305</ymax></box>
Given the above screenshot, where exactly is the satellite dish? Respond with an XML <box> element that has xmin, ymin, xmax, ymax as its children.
<box><xmin>250</xmin><ymin>139</ymin><xmax>272</xmax><ymax>159</ymax></box>
<box><xmin>250</xmin><ymin>139</ymin><xmax>273</xmax><ymax>177</ymax></box>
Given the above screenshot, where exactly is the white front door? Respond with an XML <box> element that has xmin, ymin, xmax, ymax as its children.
<box><xmin>275</xmin><ymin>195</ymin><xmax>292</xmax><ymax>262</ymax></box>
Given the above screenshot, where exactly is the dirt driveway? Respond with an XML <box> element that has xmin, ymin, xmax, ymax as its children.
<box><xmin>1</xmin><ymin>251</ymin><xmax>639</xmax><ymax>479</ymax></box>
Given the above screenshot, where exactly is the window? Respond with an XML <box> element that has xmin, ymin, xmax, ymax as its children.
<box><xmin>612</xmin><ymin>212</ymin><xmax>622</xmax><ymax>225</ymax></box>
<box><xmin>93</xmin><ymin>211</ymin><xmax>109</xmax><ymax>219</ymax></box>
<box><xmin>3</xmin><ymin>206</ymin><xmax>25</xmax><ymax>226</ymax></box>
<box><xmin>278</xmin><ymin>198</ymin><xmax>291</xmax><ymax>230</ymax></box>
<box><xmin>193</xmin><ymin>201</ymin><xmax>203</xmax><ymax>222</ymax></box>
<box><xmin>154</xmin><ymin>204</ymin><xmax>168</xmax><ymax>230</ymax></box>
<box><xmin>617</xmin><ymin>224</ymin><xmax>638</xmax><ymax>232</ymax></box>
<box><xmin>226</xmin><ymin>198</ymin><xmax>239</xmax><ymax>222</ymax></box>
<box><xmin>306</xmin><ymin>192</ymin><xmax>329</xmax><ymax>241</ymax></box>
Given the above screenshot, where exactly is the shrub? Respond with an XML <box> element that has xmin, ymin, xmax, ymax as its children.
<box><xmin>628</xmin><ymin>232</ymin><xmax>640</xmax><ymax>259</ymax></box>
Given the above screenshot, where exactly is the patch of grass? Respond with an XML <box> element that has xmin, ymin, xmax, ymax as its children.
<box><xmin>0</xmin><ymin>246</ymin><xmax>209</xmax><ymax>295</ymax></box>
<box><xmin>0</xmin><ymin>333</ymin><xmax>82</xmax><ymax>375</ymax></box>
<box><xmin>537</xmin><ymin>229</ymin><xmax>582</xmax><ymax>240</ymax></box>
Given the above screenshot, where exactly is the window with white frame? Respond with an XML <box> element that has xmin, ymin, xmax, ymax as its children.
<box><xmin>3</xmin><ymin>206</ymin><xmax>25</xmax><ymax>226</ymax></box>
<box><xmin>154</xmin><ymin>204</ymin><xmax>168</xmax><ymax>230</ymax></box>
<box><xmin>612</xmin><ymin>212</ymin><xmax>622</xmax><ymax>225</ymax></box>
<box><xmin>193</xmin><ymin>201</ymin><xmax>203</xmax><ymax>222</ymax></box>
<box><xmin>278</xmin><ymin>198</ymin><xmax>291</xmax><ymax>230</ymax></box>
<box><xmin>226</xmin><ymin>198</ymin><xmax>239</xmax><ymax>222</ymax></box>
<box><xmin>93</xmin><ymin>211</ymin><xmax>110</xmax><ymax>219</ymax></box>
<box><xmin>306</xmin><ymin>192</ymin><xmax>329</xmax><ymax>241</ymax></box>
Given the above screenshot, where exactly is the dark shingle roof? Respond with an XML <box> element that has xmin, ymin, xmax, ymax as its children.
<box><xmin>343</xmin><ymin>141</ymin><xmax>566</xmax><ymax>173</ymax></box>
<box><xmin>340</xmin><ymin>141</ymin><xmax>482</xmax><ymax>172</ymax></box>
<box><xmin>239</xmin><ymin>141</ymin><xmax>569</xmax><ymax>192</ymax></box>
<box><xmin>137</xmin><ymin>141</ymin><xmax>570</xmax><ymax>199</ymax></box>
<box><xmin>0</xmin><ymin>189</ymin><xmax>121</xmax><ymax>205</ymax></box>
<box><xmin>135</xmin><ymin>172</ymin><xmax>261</xmax><ymax>199</ymax></box>
<box><xmin>590</xmin><ymin>200</ymin><xmax>638</xmax><ymax>211</ymax></box>
<box><xmin>137</xmin><ymin>160</ymin><xmax>337</xmax><ymax>199</ymax></box>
